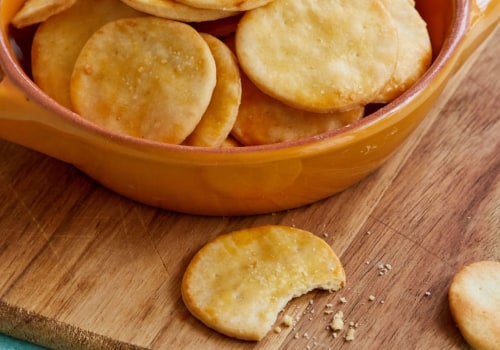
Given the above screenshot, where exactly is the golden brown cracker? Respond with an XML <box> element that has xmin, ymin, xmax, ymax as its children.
<box><xmin>31</xmin><ymin>0</ymin><xmax>142</xmax><ymax>109</ymax></box>
<box><xmin>374</xmin><ymin>0</ymin><xmax>432</xmax><ymax>102</ymax></box>
<box><xmin>184</xmin><ymin>34</ymin><xmax>241</xmax><ymax>147</ymax></box>
<box><xmin>235</xmin><ymin>0</ymin><xmax>398</xmax><ymax>113</ymax></box>
<box><xmin>449</xmin><ymin>261</ymin><xmax>500</xmax><ymax>350</ymax></box>
<box><xmin>11</xmin><ymin>0</ymin><xmax>77</xmax><ymax>28</ymax></box>
<box><xmin>182</xmin><ymin>225</ymin><xmax>346</xmax><ymax>341</ymax></box>
<box><xmin>175</xmin><ymin>0</ymin><xmax>272</xmax><ymax>12</ymax></box>
<box><xmin>232</xmin><ymin>72</ymin><xmax>364</xmax><ymax>145</ymax></box>
<box><xmin>121</xmin><ymin>0</ymin><xmax>240</xmax><ymax>22</ymax></box>
<box><xmin>70</xmin><ymin>17</ymin><xmax>216</xmax><ymax>144</ymax></box>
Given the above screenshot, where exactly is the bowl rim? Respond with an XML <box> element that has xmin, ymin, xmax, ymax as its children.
<box><xmin>0</xmin><ymin>0</ymin><xmax>471</xmax><ymax>157</ymax></box>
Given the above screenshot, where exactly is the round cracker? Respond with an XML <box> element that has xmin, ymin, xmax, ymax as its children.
<box><xmin>374</xmin><ymin>0</ymin><xmax>432</xmax><ymax>102</ymax></box>
<box><xmin>11</xmin><ymin>0</ymin><xmax>77</xmax><ymax>28</ymax></box>
<box><xmin>220</xmin><ymin>135</ymin><xmax>242</xmax><ymax>147</ymax></box>
<box><xmin>31</xmin><ymin>0</ymin><xmax>142</xmax><ymax>109</ymax></box>
<box><xmin>449</xmin><ymin>261</ymin><xmax>500</xmax><ymax>350</ymax></box>
<box><xmin>232</xmin><ymin>72</ymin><xmax>364</xmax><ymax>145</ymax></box>
<box><xmin>235</xmin><ymin>0</ymin><xmax>399</xmax><ymax>113</ymax></box>
<box><xmin>120</xmin><ymin>0</ymin><xmax>240</xmax><ymax>22</ymax></box>
<box><xmin>184</xmin><ymin>34</ymin><xmax>241</xmax><ymax>147</ymax></box>
<box><xmin>174</xmin><ymin>0</ymin><xmax>271</xmax><ymax>12</ymax></box>
<box><xmin>70</xmin><ymin>17</ymin><xmax>216</xmax><ymax>144</ymax></box>
<box><xmin>182</xmin><ymin>225</ymin><xmax>346</xmax><ymax>341</ymax></box>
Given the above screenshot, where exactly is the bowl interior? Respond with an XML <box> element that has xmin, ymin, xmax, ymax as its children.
<box><xmin>1</xmin><ymin>0</ymin><xmax>462</xmax><ymax>153</ymax></box>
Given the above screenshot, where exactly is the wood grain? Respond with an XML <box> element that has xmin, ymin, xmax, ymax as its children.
<box><xmin>0</xmin><ymin>28</ymin><xmax>498</xmax><ymax>350</ymax></box>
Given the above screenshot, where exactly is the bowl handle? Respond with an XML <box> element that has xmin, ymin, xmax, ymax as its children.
<box><xmin>0</xmin><ymin>66</ymin><xmax>53</xmax><ymax>141</ymax></box>
<box><xmin>0</xmin><ymin>61</ymin><xmax>88</xmax><ymax>161</ymax></box>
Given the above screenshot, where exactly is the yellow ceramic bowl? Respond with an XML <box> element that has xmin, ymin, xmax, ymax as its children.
<box><xmin>0</xmin><ymin>0</ymin><xmax>499</xmax><ymax>215</ymax></box>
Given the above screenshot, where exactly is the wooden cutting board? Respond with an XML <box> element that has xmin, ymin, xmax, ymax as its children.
<box><xmin>0</xmin><ymin>27</ymin><xmax>498</xmax><ymax>350</ymax></box>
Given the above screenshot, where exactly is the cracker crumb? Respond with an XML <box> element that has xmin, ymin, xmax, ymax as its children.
<box><xmin>424</xmin><ymin>291</ymin><xmax>431</xmax><ymax>297</ymax></box>
<box><xmin>273</xmin><ymin>326</ymin><xmax>282</xmax><ymax>334</ymax></box>
<box><xmin>339</xmin><ymin>297</ymin><xmax>348</xmax><ymax>304</ymax></box>
<box><xmin>325</xmin><ymin>303</ymin><xmax>333</xmax><ymax>308</ymax></box>
<box><xmin>294</xmin><ymin>332</ymin><xmax>300</xmax><ymax>339</ymax></box>
<box><xmin>281</xmin><ymin>314</ymin><xmax>294</xmax><ymax>327</ymax></box>
<box><xmin>330</xmin><ymin>311</ymin><xmax>344</xmax><ymax>331</ymax></box>
<box><xmin>345</xmin><ymin>328</ymin><xmax>356</xmax><ymax>341</ymax></box>
<box><xmin>368</xmin><ymin>295</ymin><xmax>376</xmax><ymax>301</ymax></box>
<box><xmin>377</xmin><ymin>262</ymin><xmax>391</xmax><ymax>276</ymax></box>
<box><xmin>324</xmin><ymin>310</ymin><xmax>334</xmax><ymax>315</ymax></box>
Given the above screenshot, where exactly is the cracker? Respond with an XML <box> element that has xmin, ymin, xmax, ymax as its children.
<box><xmin>70</xmin><ymin>17</ymin><xmax>216</xmax><ymax>144</ymax></box>
<box><xmin>174</xmin><ymin>0</ymin><xmax>272</xmax><ymax>12</ymax></box>
<box><xmin>182</xmin><ymin>225</ymin><xmax>346</xmax><ymax>341</ymax></box>
<box><xmin>220</xmin><ymin>135</ymin><xmax>242</xmax><ymax>147</ymax></box>
<box><xmin>120</xmin><ymin>0</ymin><xmax>240</xmax><ymax>22</ymax></box>
<box><xmin>235</xmin><ymin>0</ymin><xmax>398</xmax><ymax>113</ymax></box>
<box><xmin>11</xmin><ymin>0</ymin><xmax>77</xmax><ymax>28</ymax></box>
<box><xmin>31</xmin><ymin>0</ymin><xmax>142</xmax><ymax>109</ymax></box>
<box><xmin>449</xmin><ymin>261</ymin><xmax>500</xmax><ymax>350</ymax></box>
<box><xmin>232</xmin><ymin>72</ymin><xmax>364</xmax><ymax>145</ymax></box>
<box><xmin>184</xmin><ymin>34</ymin><xmax>241</xmax><ymax>147</ymax></box>
<box><xmin>374</xmin><ymin>0</ymin><xmax>432</xmax><ymax>102</ymax></box>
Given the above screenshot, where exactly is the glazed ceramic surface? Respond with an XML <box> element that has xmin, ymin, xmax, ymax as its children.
<box><xmin>0</xmin><ymin>0</ymin><xmax>499</xmax><ymax>215</ymax></box>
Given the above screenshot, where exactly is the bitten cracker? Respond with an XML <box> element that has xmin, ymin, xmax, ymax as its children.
<box><xmin>448</xmin><ymin>261</ymin><xmax>500</xmax><ymax>350</ymax></box>
<box><xmin>182</xmin><ymin>225</ymin><xmax>346</xmax><ymax>341</ymax></box>
<box><xmin>70</xmin><ymin>17</ymin><xmax>216</xmax><ymax>144</ymax></box>
<box><xmin>235</xmin><ymin>0</ymin><xmax>398</xmax><ymax>113</ymax></box>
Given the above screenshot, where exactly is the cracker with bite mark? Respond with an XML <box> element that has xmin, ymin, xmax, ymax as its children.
<box><xmin>182</xmin><ymin>225</ymin><xmax>346</xmax><ymax>341</ymax></box>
